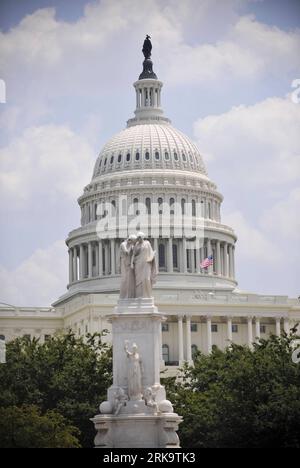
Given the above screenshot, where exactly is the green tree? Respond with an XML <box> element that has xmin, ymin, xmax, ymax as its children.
<box><xmin>0</xmin><ymin>331</ymin><xmax>112</xmax><ymax>448</ymax></box>
<box><xmin>164</xmin><ymin>329</ymin><xmax>300</xmax><ymax>448</ymax></box>
<box><xmin>0</xmin><ymin>405</ymin><xmax>80</xmax><ymax>448</ymax></box>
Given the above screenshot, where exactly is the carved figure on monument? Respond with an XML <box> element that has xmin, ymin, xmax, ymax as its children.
<box><xmin>113</xmin><ymin>387</ymin><xmax>128</xmax><ymax>415</ymax></box>
<box><xmin>120</xmin><ymin>234</ymin><xmax>137</xmax><ymax>299</ymax></box>
<box><xmin>142</xmin><ymin>35</ymin><xmax>152</xmax><ymax>59</ymax></box>
<box><xmin>144</xmin><ymin>387</ymin><xmax>158</xmax><ymax>412</ymax></box>
<box><xmin>124</xmin><ymin>341</ymin><xmax>143</xmax><ymax>400</ymax></box>
<box><xmin>131</xmin><ymin>232</ymin><xmax>157</xmax><ymax>298</ymax></box>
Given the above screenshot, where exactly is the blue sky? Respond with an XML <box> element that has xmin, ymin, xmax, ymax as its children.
<box><xmin>0</xmin><ymin>0</ymin><xmax>299</xmax><ymax>306</ymax></box>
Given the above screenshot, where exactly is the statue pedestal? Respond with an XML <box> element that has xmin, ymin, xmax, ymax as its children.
<box><xmin>92</xmin><ymin>298</ymin><xmax>182</xmax><ymax>448</ymax></box>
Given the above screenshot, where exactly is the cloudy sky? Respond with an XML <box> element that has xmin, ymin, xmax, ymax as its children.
<box><xmin>0</xmin><ymin>0</ymin><xmax>299</xmax><ymax>306</ymax></box>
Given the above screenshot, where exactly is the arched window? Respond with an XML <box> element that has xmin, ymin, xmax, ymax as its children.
<box><xmin>162</xmin><ymin>344</ymin><xmax>169</xmax><ymax>363</ymax></box>
<box><xmin>191</xmin><ymin>344</ymin><xmax>198</xmax><ymax>360</ymax></box>
<box><xmin>118</xmin><ymin>154</ymin><xmax>122</xmax><ymax>163</ymax></box>
<box><xmin>182</xmin><ymin>153</ymin><xmax>187</xmax><ymax>162</ymax></box>
<box><xmin>159</xmin><ymin>244</ymin><xmax>166</xmax><ymax>268</ymax></box>
<box><xmin>155</xmin><ymin>151</ymin><xmax>160</xmax><ymax>160</ymax></box>
<box><xmin>192</xmin><ymin>199</ymin><xmax>196</xmax><ymax>217</ymax></box>
<box><xmin>174</xmin><ymin>152</ymin><xmax>178</xmax><ymax>161</ymax></box>
<box><xmin>172</xmin><ymin>244</ymin><xmax>178</xmax><ymax>269</ymax></box>
<box><xmin>133</xmin><ymin>197</ymin><xmax>139</xmax><ymax>215</ymax></box>
<box><xmin>136</xmin><ymin>152</ymin><xmax>140</xmax><ymax>161</ymax></box>
<box><xmin>126</xmin><ymin>153</ymin><xmax>131</xmax><ymax>162</ymax></box>
<box><xmin>170</xmin><ymin>197</ymin><xmax>175</xmax><ymax>215</ymax></box>
<box><xmin>145</xmin><ymin>151</ymin><xmax>150</xmax><ymax>161</ymax></box>
<box><xmin>111</xmin><ymin>200</ymin><xmax>116</xmax><ymax>217</ymax></box>
<box><xmin>165</xmin><ymin>151</ymin><xmax>169</xmax><ymax>160</ymax></box>
<box><xmin>99</xmin><ymin>159</ymin><xmax>102</xmax><ymax>168</ymax></box>
<box><xmin>181</xmin><ymin>198</ymin><xmax>186</xmax><ymax>215</ymax></box>
<box><xmin>110</xmin><ymin>156</ymin><xmax>114</xmax><ymax>165</ymax></box>
<box><xmin>94</xmin><ymin>203</ymin><xmax>97</xmax><ymax>220</ymax></box>
<box><xmin>208</xmin><ymin>202</ymin><xmax>211</xmax><ymax>219</ymax></box>
<box><xmin>158</xmin><ymin>197</ymin><xmax>163</xmax><ymax>214</ymax></box>
<box><xmin>104</xmin><ymin>158</ymin><xmax>107</xmax><ymax>166</ymax></box>
<box><xmin>146</xmin><ymin>197</ymin><xmax>151</xmax><ymax>214</ymax></box>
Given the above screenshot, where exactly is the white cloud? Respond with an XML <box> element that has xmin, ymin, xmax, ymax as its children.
<box><xmin>0</xmin><ymin>124</ymin><xmax>95</xmax><ymax>207</ymax></box>
<box><xmin>194</xmin><ymin>96</ymin><xmax>300</xmax><ymax>188</ymax></box>
<box><xmin>223</xmin><ymin>210</ymin><xmax>283</xmax><ymax>264</ymax></box>
<box><xmin>0</xmin><ymin>239</ymin><xmax>67</xmax><ymax>306</ymax></box>
<box><xmin>261</xmin><ymin>188</ymin><xmax>300</xmax><ymax>240</ymax></box>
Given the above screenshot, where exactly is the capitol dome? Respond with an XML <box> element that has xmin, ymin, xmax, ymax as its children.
<box><xmin>92</xmin><ymin>123</ymin><xmax>207</xmax><ymax>179</ymax></box>
<box><xmin>61</xmin><ymin>43</ymin><xmax>237</xmax><ymax>302</ymax></box>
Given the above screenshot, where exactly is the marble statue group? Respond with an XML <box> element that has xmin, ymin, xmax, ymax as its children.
<box><xmin>120</xmin><ymin>232</ymin><xmax>157</xmax><ymax>299</ymax></box>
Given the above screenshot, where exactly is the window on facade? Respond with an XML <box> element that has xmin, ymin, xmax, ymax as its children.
<box><xmin>162</xmin><ymin>323</ymin><xmax>169</xmax><ymax>332</ymax></box>
<box><xmin>159</xmin><ymin>244</ymin><xmax>166</xmax><ymax>268</ymax></box>
<box><xmin>170</xmin><ymin>198</ymin><xmax>175</xmax><ymax>215</ymax></box>
<box><xmin>232</xmin><ymin>324</ymin><xmax>238</xmax><ymax>333</ymax></box>
<box><xmin>208</xmin><ymin>202</ymin><xmax>211</xmax><ymax>219</ymax></box>
<box><xmin>165</xmin><ymin>151</ymin><xmax>169</xmax><ymax>160</ymax></box>
<box><xmin>174</xmin><ymin>152</ymin><xmax>178</xmax><ymax>161</ymax></box>
<box><xmin>145</xmin><ymin>197</ymin><xmax>151</xmax><ymax>214</ymax></box>
<box><xmin>191</xmin><ymin>323</ymin><xmax>198</xmax><ymax>332</ymax></box>
<box><xmin>85</xmin><ymin>325</ymin><xmax>88</xmax><ymax>333</ymax></box>
<box><xmin>144</xmin><ymin>151</ymin><xmax>149</xmax><ymax>160</ymax></box>
<box><xmin>192</xmin><ymin>199</ymin><xmax>196</xmax><ymax>217</ymax></box>
<box><xmin>136</xmin><ymin>152</ymin><xmax>140</xmax><ymax>161</ymax></box>
<box><xmin>94</xmin><ymin>204</ymin><xmax>97</xmax><ymax>220</ymax></box>
<box><xmin>211</xmin><ymin>324</ymin><xmax>218</xmax><ymax>333</ymax></box>
<box><xmin>182</xmin><ymin>153</ymin><xmax>187</xmax><ymax>162</ymax></box>
<box><xmin>110</xmin><ymin>156</ymin><xmax>114</xmax><ymax>165</ymax></box>
<box><xmin>173</xmin><ymin>244</ymin><xmax>178</xmax><ymax>269</ymax></box>
<box><xmin>118</xmin><ymin>154</ymin><xmax>122</xmax><ymax>163</ymax></box>
<box><xmin>260</xmin><ymin>325</ymin><xmax>266</xmax><ymax>334</ymax></box>
<box><xmin>158</xmin><ymin>197</ymin><xmax>163</xmax><ymax>214</ymax></box>
<box><xmin>191</xmin><ymin>344</ymin><xmax>198</xmax><ymax>359</ymax></box>
<box><xmin>162</xmin><ymin>344</ymin><xmax>169</xmax><ymax>362</ymax></box>
<box><xmin>44</xmin><ymin>334</ymin><xmax>51</xmax><ymax>342</ymax></box>
<box><xmin>92</xmin><ymin>248</ymin><xmax>96</xmax><ymax>266</ymax></box>
<box><xmin>133</xmin><ymin>198</ymin><xmax>139</xmax><ymax>215</ymax></box>
<box><xmin>181</xmin><ymin>198</ymin><xmax>186</xmax><ymax>215</ymax></box>
<box><xmin>23</xmin><ymin>334</ymin><xmax>31</xmax><ymax>340</ymax></box>
<box><xmin>155</xmin><ymin>151</ymin><xmax>160</xmax><ymax>160</ymax></box>
<box><xmin>104</xmin><ymin>158</ymin><xmax>107</xmax><ymax>166</ymax></box>
<box><xmin>126</xmin><ymin>153</ymin><xmax>131</xmax><ymax>162</ymax></box>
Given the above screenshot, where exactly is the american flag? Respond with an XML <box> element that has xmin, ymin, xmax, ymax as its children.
<box><xmin>200</xmin><ymin>255</ymin><xmax>213</xmax><ymax>269</ymax></box>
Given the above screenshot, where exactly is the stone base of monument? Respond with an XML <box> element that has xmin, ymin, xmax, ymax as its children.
<box><xmin>92</xmin><ymin>412</ymin><xmax>181</xmax><ymax>448</ymax></box>
<box><xmin>92</xmin><ymin>298</ymin><xmax>182</xmax><ymax>448</ymax></box>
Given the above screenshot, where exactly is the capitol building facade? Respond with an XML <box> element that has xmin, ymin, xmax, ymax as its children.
<box><xmin>1</xmin><ymin>46</ymin><xmax>299</xmax><ymax>369</ymax></box>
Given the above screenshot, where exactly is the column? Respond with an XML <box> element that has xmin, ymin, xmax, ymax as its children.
<box><xmin>167</xmin><ymin>237</ymin><xmax>173</xmax><ymax>273</ymax></box>
<box><xmin>111</xmin><ymin>239</ymin><xmax>116</xmax><ymax>275</ymax></box>
<box><xmin>255</xmin><ymin>317</ymin><xmax>260</xmax><ymax>341</ymax></box>
<box><xmin>104</xmin><ymin>242</ymin><xmax>109</xmax><ymax>275</ymax></box>
<box><xmin>223</xmin><ymin>242</ymin><xmax>229</xmax><ymax>277</ymax></box>
<box><xmin>207</xmin><ymin>316</ymin><xmax>212</xmax><ymax>354</ymax></box>
<box><xmin>207</xmin><ymin>239</ymin><xmax>212</xmax><ymax>275</ymax></box>
<box><xmin>227</xmin><ymin>316</ymin><xmax>232</xmax><ymax>343</ymax></box>
<box><xmin>229</xmin><ymin>245</ymin><xmax>234</xmax><ymax>278</ymax></box>
<box><xmin>186</xmin><ymin>316</ymin><xmax>192</xmax><ymax>362</ymax></box>
<box><xmin>247</xmin><ymin>317</ymin><xmax>253</xmax><ymax>348</ymax></box>
<box><xmin>284</xmin><ymin>318</ymin><xmax>290</xmax><ymax>335</ymax></box>
<box><xmin>178</xmin><ymin>316</ymin><xmax>184</xmax><ymax>364</ymax></box>
<box><xmin>159</xmin><ymin>321</ymin><xmax>164</xmax><ymax>367</ymax></box>
<box><xmin>182</xmin><ymin>238</ymin><xmax>188</xmax><ymax>273</ymax></box>
<box><xmin>196</xmin><ymin>247</ymin><xmax>200</xmax><ymax>274</ymax></box>
<box><xmin>232</xmin><ymin>246</ymin><xmax>235</xmax><ymax>278</ymax></box>
<box><xmin>275</xmin><ymin>317</ymin><xmax>281</xmax><ymax>337</ymax></box>
<box><xmin>216</xmin><ymin>240</ymin><xmax>221</xmax><ymax>275</ymax></box>
<box><xmin>98</xmin><ymin>240</ymin><xmax>103</xmax><ymax>277</ymax></box>
<box><xmin>68</xmin><ymin>249</ymin><xmax>73</xmax><ymax>283</ymax></box>
<box><xmin>73</xmin><ymin>247</ymin><xmax>78</xmax><ymax>281</ymax></box>
<box><xmin>79</xmin><ymin>244</ymin><xmax>84</xmax><ymax>279</ymax></box>
<box><xmin>88</xmin><ymin>242</ymin><xmax>93</xmax><ymax>278</ymax></box>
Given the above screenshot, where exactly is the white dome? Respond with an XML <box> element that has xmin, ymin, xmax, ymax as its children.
<box><xmin>92</xmin><ymin>123</ymin><xmax>207</xmax><ymax>179</ymax></box>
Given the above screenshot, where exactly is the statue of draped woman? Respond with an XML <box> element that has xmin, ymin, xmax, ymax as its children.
<box><xmin>119</xmin><ymin>235</ymin><xmax>137</xmax><ymax>299</ymax></box>
<box><xmin>131</xmin><ymin>232</ymin><xmax>157</xmax><ymax>298</ymax></box>
<box><xmin>124</xmin><ymin>341</ymin><xmax>143</xmax><ymax>400</ymax></box>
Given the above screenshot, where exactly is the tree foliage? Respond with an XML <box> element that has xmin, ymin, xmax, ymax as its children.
<box><xmin>0</xmin><ymin>331</ymin><xmax>112</xmax><ymax>448</ymax></box>
<box><xmin>164</xmin><ymin>329</ymin><xmax>300</xmax><ymax>448</ymax></box>
<box><xmin>0</xmin><ymin>405</ymin><xmax>80</xmax><ymax>448</ymax></box>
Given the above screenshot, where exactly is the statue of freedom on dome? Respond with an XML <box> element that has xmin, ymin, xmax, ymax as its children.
<box><xmin>142</xmin><ymin>35</ymin><xmax>152</xmax><ymax>59</ymax></box>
